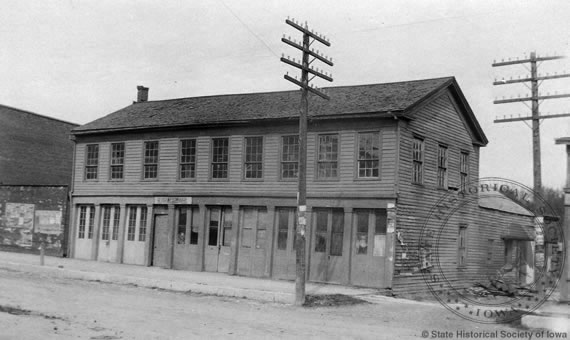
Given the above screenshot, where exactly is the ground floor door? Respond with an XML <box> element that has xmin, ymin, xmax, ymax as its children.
<box><xmin>272</xmin><ymin>207</ymin><xmax>296</xmax><ymax>280</ymax></box>
<box><xmin>350</xmin><ymin>209</ymin><xmax>389</xmax><ymax>288</ymax></box>
<box><xmin>152</xmin><ymin>213</ymin><xmax>170</xmax><ymax>268</ymax></box>
<box><xmin>237</xmin><ymin>207</ymin><xmax>269</xmax><ymax>277</ymax></box>
<box><xmin>309</xmin><ymin>208</ymin><xmax>348</xmax><ymax>284</ymax></box>
<box><xmin>74</xmin><ymin>205</ymin><xmax>95</xmax><ymax>260</ymax></box>
<box><xmin>172</xmin><ymin>206</ymin><xmax>201</xmax><ymax>271</ymax></box>
<box><xmin>204</xmin><ymin>206</ymin><xmax>232</xmax><ymax>273</ymax></box>
<box><xmin>97</xmin><ymin>205</ymin><xmax>120</xmax><ymax>263</ymax></box>
<box><xmin>123</xmin><ymin>206</ymin><xmax>148</xmax><ymax>265</ymax></box>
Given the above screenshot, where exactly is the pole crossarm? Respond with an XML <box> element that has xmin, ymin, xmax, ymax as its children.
<box><xmin>281</xmin><ymin>57</ymin><xmax>333</xmax><ymax>82</ymax></box>
<box><xmin>281</xmin><ymin>38</ymin><xmax>333</xmax><ymax>66</ymax></box>
<box><xmin>492</xmin><ymin>55</ymin><xmax>565</xmax><ymax>67</ymax></box>
<box><xmin>495</xmin><ymin>112</ymin><xmax>570</xmax><ymax>123</ymax></box>
<box><xmin>494</xmin><ymin>93</ymin><xmax>570</xmax><ymax>104</ymax></box>
<box><xmin>284</xmin><ymin>74</ymin><xmax>329</xmax><ymax>99</ymax></box>
<box><xmin>285</xmin><ymin>19</ymin><xmax>330</xmax><ymax>46</ymax></box>
<box><xmin>493</xmin><ymin>73</ymin><xmax>570</xmax><ymax>85</ymax></box>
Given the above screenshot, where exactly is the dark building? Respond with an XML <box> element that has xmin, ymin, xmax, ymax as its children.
<box><xmin>68</xmin><ymin>77</ymin><xmax>538</xmax><ymax>292</ymax></box>
<box><xmin>0</xmin><ymin>104</ymin><xmax>78</xmax><ymax>255</ymax></box>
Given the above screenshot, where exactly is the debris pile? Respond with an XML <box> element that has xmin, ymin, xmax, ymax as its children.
<box><xmin>467</xmin><ymin>279</ymin><xmax>536</xmax><ymax>298</ymax></box>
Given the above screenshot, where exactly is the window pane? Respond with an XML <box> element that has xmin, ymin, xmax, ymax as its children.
<box><xmin>139</xmin><ymin>207</ymin><xmax>147</xmax><ymax>242</ymax></box>
<box><xmin>177</xmin><ymin>208</ymin><xmax>187</xmax><ymax>244</ymax></box>
<box><xmin>189</xmin><ymin>207</ymin><xmax>199</xmax><ymax>245</ymax></box>
<box><xmin>277</xmin><ymin>209</ymin><xmax>289</xmax><ymax>250</ymax></box>
<box><xmin>208</xmin><ymin>209</ymin><xmax>219</xmax><ymax>246</ymax></box>
<box><xmin>375</xmin><ymin>209</ymin><xmax>387</xmax><ymax>234</ymax></box>
<box><xmin>317</xmin><ymin>135</ymin><xmax>338</xmax><ymax>178</ymax></box>
<box><xmin>222</xmin><ymin>207</ymin><xmax>232</xmax><ymax>247</ymax></box>
<box><xmin>180</xmin><ymin>139</ymin><xmax>196</xmax><ymax>179</ymax></box>
<box><xmin>356</xmin><ymin>210</ymin><xmax>368</xmax><ymax>254</ymax></box>
<box><xmin>281</xmin><ymin>136</ymin><xmax>299</xmax><ymax>179</ymax></box>
<box><xmin>330</xmin><ymin>210</ymin><xmax>344</xmax><ymax>256</ymax></box>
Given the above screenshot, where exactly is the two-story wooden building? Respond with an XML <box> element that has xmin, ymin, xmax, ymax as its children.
<box><xmin>69</xmin><ymin>77</ymin><xmax>502</xmax><ymax>292</ymax></box>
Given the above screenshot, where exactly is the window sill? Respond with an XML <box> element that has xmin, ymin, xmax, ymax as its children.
<box><xmin>177</xmin><ymin>178</ymin><xmax>197</xmax><ymax>182</ymax></box>
<box><xmin>314</xmin><ymin>178</ymin><xmax>341</xmax><ymax>182</ymax></box>
<box><xmin>242</xmin><ymin>179</ymin><xmax>264</xmax><ymax>182</ymax></box>
<box><xmin>354</xmin><ymin>177</ymin><xmax>381</xmax><ymax>181</ymax></box>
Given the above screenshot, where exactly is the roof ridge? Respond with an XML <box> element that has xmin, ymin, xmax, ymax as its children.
<box><xmin>135</xmin><ymin>76</ymin><xmax>455</xmax><ymax>104</ymax></box>
<box><xmin>0</xmin><ymin>103</ymin><xmax>79</xmax><ymax>126</ymax></box>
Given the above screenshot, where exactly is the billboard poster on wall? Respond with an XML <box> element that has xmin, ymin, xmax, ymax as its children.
<box><xmin>35</xmin><ymin>210</ymin><xmax>62</xmax><ymax>235</ymax></box>
<box><xmin>3</xmin><ymin>203</ymin><xmax>35</xmax><ymax>248</ymax></box>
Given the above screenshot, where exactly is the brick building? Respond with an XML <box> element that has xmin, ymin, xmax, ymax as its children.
<box><xmin>0</xmin><ymin>104</ymin><xmax>78</xmax><ymax>256</ymax></box>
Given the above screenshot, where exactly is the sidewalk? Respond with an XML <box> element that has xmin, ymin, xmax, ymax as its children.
<box><xmin>0</xmin><ymin>252</ymin><xmax>390</xmax><ymax>305</ymax></box>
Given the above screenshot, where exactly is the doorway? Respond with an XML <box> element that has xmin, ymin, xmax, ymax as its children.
<box><xmin>204</xmin><ymin>206</ymin><xmax>233</xmax><ymax>273</ymax></box>
<box><xmin>237</xmin><ymin>206</ymin><xmax>269</xmax><ymax>277</ymax></box>
<box><xmin>309</xmin><ymin>208</ymin><xmax>348</xmax><ymax>284</ymax></box>
<box><xmin>152</xmin><ymin>214</ymin><xmax>170</xmax><ymax>268</ymax></box>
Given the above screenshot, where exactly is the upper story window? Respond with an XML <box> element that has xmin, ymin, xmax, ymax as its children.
<box><xmin>110</xmin><ymin>143</ymin><xmax>125</xmax><ymax>180</ymax></box>
<box><xmin>460</xmin><ymin>151</ymin><xmax>469</xmax><ymax>190</ymax></box>
<box><xmin>143</xmin><ymin>141</ymin><xmax>159</xmax><ymax>180</ymax></box>
<box><xmin>412</xmin><ymin>137</ymin><xmax>424</xmax><ymax>184</ymax></box>
<box><xmin>180</xmin><ymin>139</ymin><xmax>197</xmax><ymax>180</ymax></box>
<box><xmin>85</xmin><ymin>144</ymin><xmax>99</xmax><ymax>180</ymax></box>
<box><xmin>281</xmin><ymin>135</ymin><xmax>299</xmax><ymax>179</ymax></box>
<box><xmin>244</xmin><ymin>137</ymin><xmax>263</xmax><ymax>179</ymax></box>
<box><xmin>211</xmin><ymin>138</ymin><xmax>229</xmax><ymax>179</ymax></box>
<box><xmin>437</xmin><ymin>144</ymin><xmax>448</xmax><ymax>188</ymax></box>
<box><xmin>317</xmin><ymin>134</ymin><xmax>339</xmax><ymax>179</ymax></box>
<box><xmin>357</xmin><ymin>132</ymin><xmax>380</xmax><ymax>178</ymax></box>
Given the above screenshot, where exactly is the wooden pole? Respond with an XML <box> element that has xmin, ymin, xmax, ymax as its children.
<box><xmin>295</xmin><ymin>31</ymin><xmax>310</xmax><ymax>306</ymax></box>
<box><xmin>530</xmin><ymin>52</ymin><xmax>542</xmax><ymax>193</ymax></box>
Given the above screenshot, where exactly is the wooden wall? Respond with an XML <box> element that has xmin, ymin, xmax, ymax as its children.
<box><xmin>72</xmin><ymin>118</ymin><xmax>398</xmax><ymax>199</ymax></box>
<box><xmin>392</xmin><ymin>89</ymin><xmax>485</xmax><ymax>294</ymax></box>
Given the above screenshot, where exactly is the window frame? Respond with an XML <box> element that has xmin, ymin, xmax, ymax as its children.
<box><xmin>142</xmin><ymin>140</ymin><xmax>159</xmax><ymax>181</ymax></box>
<box><xmin>460</xmin><ymin>151</ymin><xmax>469</xmax><ymax>190</ymax></box>
<box><xmin>84</xmin><ymin>144</ymin><xmax>99</xmax><ymax>181</ymax></box>
<box><xmin>458</xmin><ymin>224</ymin><xmax>468</xmax><ymax>268</ymax></box>
<box><xmin>280</xmin><ymin>135</ymin><xmax>300</xmax><ymax>181</ymax></box>
<box><xmin>210</xmin><ymin>137</ymin><xmax>230</xmax><ymax>181</ymax></box>
<box><xmin>411</xmin><ymin>137</ymin><xmax>424</xmax><ymax>185</ymax></box>
<box><xmin>243</xmin><ymin>136</ymin><xmax>264</xmax><ymax>181</ymax></box>
<box><xmin>437</xmin><ymin>144</ymin><xmax>448</xmax><ymax>189</ymax></box>
<box><xmin>126</xmin><ymin>205</ymin><xmax>148</xmax><ymax>242</ymax></box>
<box><xmin>109</xmin><ymin>142</ymin><xmax>125</xmax><ymax>181</ymax></box>
<box><xmin>179</xmin><ymin>139</ymin><xmax>197</xmax><ymax>181</ymax></box>
<box><xmin>316</xmin><ymin>133</ymin><xmax>340</xmax><ymax>180</ymax></box>
<box><xmin>356</xmin><ymin>131</ymin><xmax>381</xmax><ymax>180</ymax></box>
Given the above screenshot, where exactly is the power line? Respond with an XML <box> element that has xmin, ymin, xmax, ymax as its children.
<box><xmin>219</xmin><ymin>0</ymin><xmax>280</xmax><ymax>58</ymax></box>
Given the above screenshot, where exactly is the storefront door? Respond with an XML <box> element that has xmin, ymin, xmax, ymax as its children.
<box><xmin>204</xmin><ymin>206</ymin><xmax>232</xmax><ymax>273</ymax></box>
<box><xmin>237</xmin><ymin>207</ymin><xmax>269</xmax><ymax>277</ymax></box>
<box><xmin>309</xmin><ymin>208</ymin><xmax>348</xmax><ymax>284</ymax></box>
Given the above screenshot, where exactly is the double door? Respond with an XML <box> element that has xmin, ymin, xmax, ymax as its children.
<box><xmin>309</xmin><ymin>208</ymin><xmax>348</xmax><ymax>284</ymax></box>
<box><xmin>237</xmin><ymin>207</ymin><xmax>269</xmax><ymax>277</ymax></box>
<box><xmin>204</xmin><ymin>206</ymin><xmax>233</xmax><ymax>273</ymax></box>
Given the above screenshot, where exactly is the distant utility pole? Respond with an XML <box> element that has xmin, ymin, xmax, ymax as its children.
<box><xmin>492</xmin><ymin>52</ymin><xmax>570</xmax><ymax>193</ymax></box>
<box><xmin>280</xmin><ymin>17</ymin><xmax>333</xmax><ymax>306</ymax></box>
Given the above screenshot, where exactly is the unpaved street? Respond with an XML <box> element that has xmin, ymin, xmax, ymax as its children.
<box><xmin>0</xmin><ymin>269</ymin><xmax>530</xmax><ymax>339</ymax></box>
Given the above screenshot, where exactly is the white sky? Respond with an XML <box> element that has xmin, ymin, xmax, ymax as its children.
<box><xmin>1</xmin><ymin>0</ymin><xmax>569</xmax><ymax>189</ymax></box>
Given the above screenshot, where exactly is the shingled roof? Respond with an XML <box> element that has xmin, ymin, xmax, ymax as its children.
<box><xmin>72</xmin><ymin>76</ymin><xmax>487</xmax><ymax>145</ymax></box>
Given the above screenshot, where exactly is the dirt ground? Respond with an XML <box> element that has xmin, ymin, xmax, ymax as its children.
<box><xmin>0</xmin><ymin>268</ymin><xmax>547</xmax><ymax>339</ymax></box>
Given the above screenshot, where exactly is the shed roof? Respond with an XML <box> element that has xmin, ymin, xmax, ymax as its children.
<box><xmin>72</xmin><ymin>77</ymin><xmax>488</xmax><ymax>145</ymax></box>
<box><xmin>479</xmin><ymin>190</ymin><xmax>534</xmax><ymax>217</ymax></box>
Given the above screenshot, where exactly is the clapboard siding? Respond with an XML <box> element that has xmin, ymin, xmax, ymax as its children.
<box><xmin>73</xmin><ymin>119</ymin><xmax>398</xmax><ymax>198</ymax></box>
<box><xmin>393</xmin><ymin>90</ymin><xmax>484</xmax><ymax>294</ymax></box>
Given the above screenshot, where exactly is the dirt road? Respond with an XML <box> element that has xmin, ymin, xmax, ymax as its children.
<box><xmin>0</xmin><ymin>269</ymin><xmax>531</xmax><ymax>339</ymax></box>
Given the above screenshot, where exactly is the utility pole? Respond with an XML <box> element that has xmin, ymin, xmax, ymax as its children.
<box><xmin>492</xmin><ymin>52</ymin><xmax>570</xmax><ymax>193</ymax></box>
<box><xmin>281</xmin><ymin>17</ymin><xmax>333</xmax><ymax>306</ymax></box>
